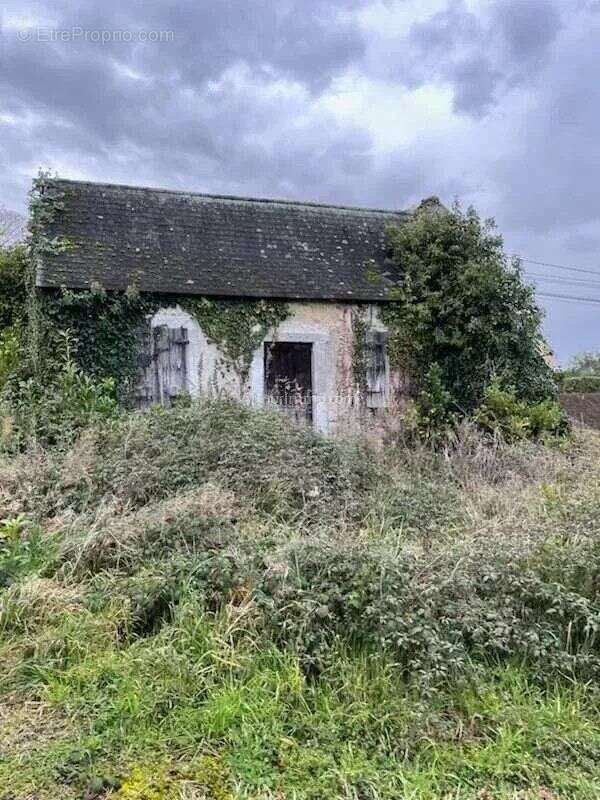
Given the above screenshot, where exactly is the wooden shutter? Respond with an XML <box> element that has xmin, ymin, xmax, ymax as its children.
<box><xmin>366</xmin><ymin>330</ymin><xmax>388</xmax><ymax>408</ymax></box>
<box><xmin>153</xmin><ymin>325</ymin><xmax>189</xmax><ymax>406</ymax></box>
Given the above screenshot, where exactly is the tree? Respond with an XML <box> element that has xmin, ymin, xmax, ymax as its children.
<box><xmin>557</xmin><ymin>351</ymin><xmax>600</xmax><ymax>393</ymax></box>
<box><xmin>0</xmin><ymin>207</ymin><xmax>26</xmax><ymax>249</ymax></box>
<box><xmin>382</xmin><ymin>201</ymin><xmax>555</xmax><ymax>412</ymax></box>
<box><xmin>0</xmin><ymin>245</ymin><xmax>27</xmax><ymax>393</ymax></box>
<box><xmin>0</xmin><ymin>245</ymin><xmax>27</xmax><ymax>330</ymax></box>
<box><xmin>567</xmin><ymin>352</ymin><xmax>600</xmax><ymax>375</ymax></box>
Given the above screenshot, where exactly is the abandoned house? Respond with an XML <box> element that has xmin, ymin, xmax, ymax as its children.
<box><xmin>35</xmin><ymin>178</ymin><xmax>424</xmax><ymax>433</ymax></box>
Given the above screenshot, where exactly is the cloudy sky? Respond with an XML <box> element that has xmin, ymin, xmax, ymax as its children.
<box><xmin>1</xmin><ymin>0</ymin><xmax>599</xmax><ymax>362</ymax></box>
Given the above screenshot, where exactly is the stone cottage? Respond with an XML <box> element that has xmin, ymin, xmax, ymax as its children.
<box><xmin>35</xmin><ymin>179</ymin><xmax>426</xmax><ymax>433</ymax></box>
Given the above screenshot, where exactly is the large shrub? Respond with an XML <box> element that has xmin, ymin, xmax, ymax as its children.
<box><xmin>46</xmin><ymin>398</ymin><xmax>379</xmax><ymax>525</ymax></box>
<box><xmin>0</xmin><ymin>245</ymin><xmax>27</xmax><ymax>331</ymax></box>
<box><xmin>0</xmin><ymin>246</ymin><xmax>27</xmax><ymax>393</ymax></box>
<box><xmin>475</xmin><ymin>379</ymin><xmax>569</xmax><ymax>441</ymax></box>
<box><xmin>250</xmin><ymin>536</ymin><xmax>600</xmax><ymax>682</ymax></box>
<box><xmin>382</xmin><ymin>203</ymin><xmax>555</xmax><ymax>413</ymax></box>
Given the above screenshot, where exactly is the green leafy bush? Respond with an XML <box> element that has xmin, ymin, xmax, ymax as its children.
<box><xmin>0</xmin><ymin>245</ymin><xmax>27</xmax><ymax>331</ymax></box>
<box><xmin>248</xmin><ymin>535</ymin><xmax>600</xmax><ymax>682</ymax></box>
<box><xmin>409</xmin><ymin>362</ymin><xmax>457</xmax><ymax>442</ymax></box>
<box><xmin>53</xmin><ymin>398</ymin><xmax>377</xmax><ymax>524</ymax></box>
<box><xmin>0</xmin><ymin>328</ymin><xmax>20</xmax><ymax>392</ymax></box>
<box><xmin>475</xmin><ymin>379</ymin><xmax>569</xmax><ymax>441</ymax></box>
<box><xmin>558</xmin><ymin>373</ymin><xmax>600</xmax><ymax>393</ymax></box>
<box><xmin>0</xmin><ymin>515</ymin><xmax>49</xmax><ymax>588</ymax></box>
<box><xmin>0</xmin><ymin>246</ymin><xmax>27</xmax><ymax>393</ymax></box>
<box><xmin>382</xmin><ymin>202</ymin><xmax>556</xmax><ymax>423</ymax></box>
<box><xmin>6</xmin><ymin>331</ymin><xmax>118</xmax><ymax>447</ymax></box>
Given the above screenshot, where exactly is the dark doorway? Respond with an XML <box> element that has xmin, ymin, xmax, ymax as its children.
<box><xmin>264</xmin><ymin>342</ymin><xmax>313</xmax><ymax>423</ymax></box>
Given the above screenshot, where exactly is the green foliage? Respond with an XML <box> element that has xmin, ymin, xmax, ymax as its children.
<box><xmin>52</xmin><ymin>398</ymin><xmax>376</xmax><ymax>525</ymax></box>
<box><xmin>37</xmin><ymin>286</ymin><xmax>153</xmax><ymax>402</ymax></box>
<box><xmin>0</xmin><ymin>245</ymin><xmax>27</xmax><ymax>331</ymax></box>
<box><xmin>568</xmin><ymin>351</ymin><xmax>600</xmax><ymax>375</ymax></box>
<box><xmin>8</xmin><ymin>331</ymin><xmax>119</xmax><ymax>446</ymax></box>
<box><xmin>476</xmin><ymin>379</ymin><xmax>569</xmax><ymax>441</ymax></box>
<box><xmin>351</xmin><ymin>308</ymin><xmax>368</xmax><ymax>397</ymax></box>
<box><xmin>412</xmin><ymin>362</ymin><xmax>457</xmax><ymax>441</ymax></box>
<box><xmin>1</xmin><ymin>403</ymin><xmax>600</xmax><ymax>797</ymax></box>
<box><xmin>14</xmin><ymin>399</ymin><xmax>595</xmax><ymax>685</ymax></box>
<box><xmin>114</xmin><ymin>758</ymin><xmax>232</xmax><ymax>800</ymax></box>
<box><xmin>0</xmin><ymin>246</ymin><xmax>27</xmax><ymax>393</ymax></box>
<box><xmin>249</xmin><ymin>535</ymin><xmax>600</xmax><ymax>682</ymax></box>
<box><xmin>382</xmin><ymin>203</ymin><xmax>555</xmax><ymax>414</ymax></box>
<box><xmin>0</xmin><ymin>516</ymin><xmax>49</xmax><ymax>588</ymax></box>
<box><xmin>559</xmin><ymin>373</ymin><xmax>600</xmax><ymax>393</ymax></box>
<box><xmin>180</xmin><ymin>296</ymin><xmax>289</xmax><ymax>378</ymax></box>
<box><xmin>557</xmin><ymin>353</ymin><xmax>600</xmax><ymax>393</ymax></box>
<box><xmin>0</xmin><ymin>328</ymin><xmax>20</xmax><ymax>392</ymax></box>
<box><xmin>28</xmin><ymin>287</ymin><xmax>290</xmax><ymax>405</ymax></box>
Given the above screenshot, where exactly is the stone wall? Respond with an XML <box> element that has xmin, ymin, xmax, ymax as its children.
<box><xmin>149</xmin><ymin>301</ymin><xmax>402</xmax><ymax>433</ymax></box>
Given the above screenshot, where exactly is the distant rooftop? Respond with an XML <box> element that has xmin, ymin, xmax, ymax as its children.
<box><xmin>35</xmin><ymin>178</ymin><xmax>411</xmax><ymax>301</ymax></box>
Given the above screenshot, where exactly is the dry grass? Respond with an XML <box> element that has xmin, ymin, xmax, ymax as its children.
<box><xmin>1</xmin><ymin>402</ymin><xmax>600</xmax><ymax>798</ymax></box>
<box><xmin>0</xmin><ymin>698</ymin><xmax>69</xmax><ymax>758</ymax></box>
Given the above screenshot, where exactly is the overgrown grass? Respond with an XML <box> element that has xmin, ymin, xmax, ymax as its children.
<box><xmin>1</xmin><ymin>399</ymin><xmax>599</xmax><ymax>799</ymax></box>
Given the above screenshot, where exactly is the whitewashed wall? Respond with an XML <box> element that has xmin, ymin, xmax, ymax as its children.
<box><xmin>150</xmin><ymin>302</ymin><xmax>397</xmax><ymax>433</ymax></box>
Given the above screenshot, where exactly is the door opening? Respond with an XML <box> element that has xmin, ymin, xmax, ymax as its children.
<box><xmin>264</xmin><ymin>342</ymin><xmax>313</xmax><ymax>424</ymax></box>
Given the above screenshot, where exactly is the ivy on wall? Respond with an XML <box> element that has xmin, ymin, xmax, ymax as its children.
<box><xmin>351</xmin><ymin>306</ymin><xmax>368</xmax><ymax>402</ymax></box>
<box><xmin>37</xmin><ymin>286</ymin><xmax>154</xmax><ymax>402</ymax></box>
<box><xmin>36</xmin><ymin>289</ymin><xmax>290</xmax><ymax>401</ymax></box>
<box><xmin>178</xmin><ymin>296</ymin><xmax>290</xmax><ymax>379</ymax></box>
<box><xmin>26</xmin><ymin>172</ymin><xmax>290</xmax><ymax>403</ymax></box>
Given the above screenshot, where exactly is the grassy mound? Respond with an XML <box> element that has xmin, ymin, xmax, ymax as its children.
<box><xmin>1</xmin><ymin>400</ymin><xmax>600</xmax><ymax>799</ymax></box>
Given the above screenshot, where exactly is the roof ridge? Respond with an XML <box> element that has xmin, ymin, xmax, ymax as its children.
<box><xmin>48</xmin><ymin>177</ymin><xmax>408</xmax><ymax>217</ymax></box>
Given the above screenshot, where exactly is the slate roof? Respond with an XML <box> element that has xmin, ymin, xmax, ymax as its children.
<box><xmin>36</xmin><ymin>179</ymin><xmax>409</xmax><ymax>301</ymax></box>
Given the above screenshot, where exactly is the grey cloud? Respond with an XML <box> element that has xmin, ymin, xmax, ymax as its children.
<box><xmin>492</xmin><ymin>0</ymin><xmax>563</xmax><ymax>64</ymax></box>
<box><xmin>562</xmin><ymin>231</ymin><xmax>600</xmax><ymax>253</ymax></box>
<box><xmin>492</xmin><ymin>18</ymin><xmax>600</xmax><ymax>235</ymax></box>
<box><xmin>0</xmin><ymin>0</ymin><xmax>376</xmax><ymax>211</ymax></box>
<box><xmin>399</xmin><ymin>0</ymin><xmax>564</xmax><ymax>116</ymax></box>
<box><xmin>409</xmin><ymin>1</ymin><xmax>482</xmax><ymax>54</ymax></box>
<box><xmin>449</xmin><ymin>56</ymin><xmax>501</xmax><ymax>116</ymax></box>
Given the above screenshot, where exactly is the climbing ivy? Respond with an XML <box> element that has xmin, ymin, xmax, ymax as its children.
<box><xmin>380</xmin><ymin>202</ymin><xmax>556</xmax><ymax>412</ymax></box>
<box><xmin>351</xmin><ymin>306</ymin><xmax>368</xmax><ymax>400</ymax></box>
<box><xmin>24</xmin><ymin>173</ymin><xmax>290</xmax><ymax>402</ymax></box>
<box><xmin>37</xmin><ymin>286</ymin><xmax>154</xmax><ymax>402</ymax></box>
<box><xmin>31</xmin><ymin>288</ymin><xmax>289</xmax><ymax>404</ymax></box>
<box><xmin>178</xmin><ymin>296</ymin><xmax>289</xmax><ymax>379</ymax></box>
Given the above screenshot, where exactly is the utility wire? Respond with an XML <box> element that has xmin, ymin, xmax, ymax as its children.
<box><xmin>527</xmin><ymin>272</ymin><xmax>600</xmax><ymax>290</ymax></box>
<box><xmin>515</xmin><ymin>255</ymin><xmax>600</xmax><ymax>278</ymax></box>
<box><xmin>536</xmin><ymin>291</ymin><xmax>600</xmax><ymax>306</ymax></box>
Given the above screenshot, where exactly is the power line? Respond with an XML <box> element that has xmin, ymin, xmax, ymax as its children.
<box><xmin>516</xmin><ymin>255</ymin><xmax>600</xmax><ymax>278</ymax></box>
<box><xmin>528</xmin><ymin>272</ymin><xmax>600</xmax><ymax>290</ymax></box>
<box><xmin>536</xmin><ymin>291</ymin><xmax>600</xmax><ymax>306</ymax></box>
